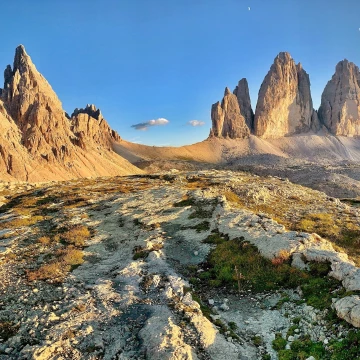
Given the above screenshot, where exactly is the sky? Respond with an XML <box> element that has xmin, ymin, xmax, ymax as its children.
<box><xmin>1</xmin><ymin>0</ymin><xmax>359</xmax><ymax>146</ymax></box>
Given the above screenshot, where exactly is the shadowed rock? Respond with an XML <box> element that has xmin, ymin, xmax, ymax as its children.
<box><xmin>211</xmin><ymin>87</ymin><xmax>250</xmax><ymax>139</ymax></box>
<box><xmin>318</xmin><ymin>60</ymin><xmax>360</xmax><ymax>136</ymax></box>
<box><xmin>233</xmin><ymin>78</ymin><xmax>254</xmax><ymax>131</ymax></box>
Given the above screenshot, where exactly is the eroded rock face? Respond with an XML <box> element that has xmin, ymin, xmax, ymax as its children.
<box><xmin>318</xmin><ymin>60</ymin><xmax>360</xmax><ymax>136</ymax></box>
<box><xmin>233</xmin><ymin>78</ymin><xmax>254</xmax><ymax>131</ymax></box>
<box><xmin>254</xmin><ymin>52</ymin><xmax>314</xmax><ymax>138</ymax></box>
<box><xmin>211</xmin><ymin>88</ymin><xmax>250</xmax><ymax>139</ymax></box>
<box><xmin>1</xmin><ymin>45</ymin><xmax>75</xmax><ymax>160</ymax></box>
<box><xmin>0</xmin><ymin>45</ymin><xmax>141</xmax><ymax>181</ymax></box>
<box><xmin>70</xmin><ymin>105</ymin><xmax>120</xmax><ymax>150</ymax></box>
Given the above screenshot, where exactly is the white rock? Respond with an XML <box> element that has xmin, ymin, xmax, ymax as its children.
<box><xmin>333</xmin><ymin>296</ymin><xmax>360</xmax><ymax>327</ymax></box>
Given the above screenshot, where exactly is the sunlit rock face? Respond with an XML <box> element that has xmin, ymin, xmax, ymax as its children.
<box><xmin>211</xmin><ymin>87</ymin><xmax>250</xmax><ymax>139</ymax></box>
<box><xmin>70</xmin><ymin>104</ymin><xmax>121</xmax><ymax>150</ymax></box>
<box><xmin>318</xmin><ymin>60</ymin><xmax>360</xmax><ymax>136</ymax></box>
<box><xmin>254</xmin><ymin>52</ymin><xmax>315</xmax><ymax>138</ymax></box>
<box><xmin>1</xmin><ymin>45</ymin><xmax>75</xmax><ymax>160</ymax></box>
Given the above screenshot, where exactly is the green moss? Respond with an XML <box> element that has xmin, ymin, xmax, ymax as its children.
<box><xmin>301</xmin><ymin>277</ymin><xmax>339</xmax><ymax>310</ymax></box>
<box><xmin>308</xmin><ymin>261</ymin><xmax>331</xmax><ymax>277</ymax></box>
<box><xmin>278</xmin><ymin>350</ymin><xmax>295</xmax><ymax>360</ymax></box>
<box><xmin>272</xmin><ymin>333</ymin><xmax>287</xmax><ymax>351</ymax></box>
<box><xmin>286</xmin><ymin>325</ymin><xmax>298</xmax><ymax>337</ymax></box>
<box><xmin>173</xmin><ymin>197</ymin><xmax>195</xmax><ymax>207</ymax></box>
<box><xmin>228</xmin><ymin>321</ymin><xmax>237</xmax><ymax>331</ymax></box>
<box><xmin>329</xmin><ymin>330</ymin><xmax>360</xmax><ymax>359</ymax></box>
<box><xmin>252</xmin><ymin>335</ymin><xmax>263</xmax><ymax>347</ymax></box>
<box><xmin>188</xmin><ymin>208</ymin><xmax>213</xmax><ymax>219</ymax></box>
<box><xmin>186</xmin><ymin>221</ymin><xmax>210</xmax><ymax>233</ymax></box>
<box><xmin>203</xmin><ymin>232</ymin><xmax>228</xmax><ymax>245</ymax></box>
<box><xmin>205</xmin><ymin>239</ymin><xmax>308</xmax><ymax>292</ymax></box>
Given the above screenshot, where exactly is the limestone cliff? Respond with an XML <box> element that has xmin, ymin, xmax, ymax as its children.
<box><xmin>233</xmin><ymin>78</ymin><xmax>254</xmax><ymax>131</ymax></box>
<box><xmin>211</xmin><ymin>88</ymin><xmax>250</xmax><ymax>139</ymax></box>
<box><xmin>70</xmin><ymin>105</ymin><xmax>120</xmax><ymax>150</ymax></box>
<box><xmin>0</xmin><ymin>45</ymin><xmax>141</xmax><ymax>181</ymax></box>
<box><xmin>318</xmin><ymin>60</ymin><xmax>360</xmax><ymax>136</ymax></box>
<box><xmin>254</xmin><ymin>52</ymin><xmax>315</xmax><ymax>138</ymax></box>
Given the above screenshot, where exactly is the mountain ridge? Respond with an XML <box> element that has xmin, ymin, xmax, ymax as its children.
<box><xmin>0</xmin><ymin>45</ymin><xmax>142</xmax><ymax>182</ymax></box>
<box><xmin>0</xmin><ymin>46</ymin><xmax>360</xmax><ymax>182</ymax></box>
<box><xmin>210</xmin><ymin>52</ymin><xmax>360</xmax><ymax>140</ymax></box>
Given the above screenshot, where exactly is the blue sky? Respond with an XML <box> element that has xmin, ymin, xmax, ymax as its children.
<box><xmin>1</xmin><ymin>0</ymin><xmax>359</xmax><ymax>146</ymax></box>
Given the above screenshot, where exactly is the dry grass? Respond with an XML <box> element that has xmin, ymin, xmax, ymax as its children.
<box><xmin>224</xmin><ymin>190</ymin><xmax>242</xmax><ymax>205</ymax></box>
<box><xmin>223</xmin><ymin>176</ymin><xmax>360</xmax><ymax>266</ymax></box>
<box><xmin>60</xmin><ymin>225</ymin><xmax>91</xmax><ymax>247</ymax></box>
<box><xmin>27</xmin><ymin>247</ymin><xmax>84</xmax><ymax>282</ymax></box>
<box><xmin>0</xmin><ymin>215</ymin><xmax>45</xmax><ymax>230</ymax></box>
<box><xmin>61</xmin><ymin>247</ymin><xmax>84</xmax><ymax>266</ymax></box>
<box><xmin>38</xmin><ymin>236</ymin><xmax>51</xmax><ymax>245</ymax></box>
<box><xmin>27</xmin><ymin>261</ymin><xmax>70</xmax><ymax>282</ymax></box>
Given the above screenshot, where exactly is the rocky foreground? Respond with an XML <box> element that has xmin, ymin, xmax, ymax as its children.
<box><xmin>0</xmin><ymin>171</ymin><xmax>360</xmax><ymax>359</ymax></box>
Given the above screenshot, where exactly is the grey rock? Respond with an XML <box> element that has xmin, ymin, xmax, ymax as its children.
<box><xmin>211</xmin><ymin>87</ymin><xmax>250</xmax><ymax>139</ymax></box>
<box><xmin>254</xmin><ymin>52</ymin><xmax>314</xmax><ymax>138</ymax></box>
<box><xmin>233</xmin><ymin>78</ymin><xmax>254</xmax><ymax>131</ymax></box>
<box><xmin>318</xmin><ymin>59</ymin><xmax>360</xmax><ymax>136</ymax></box>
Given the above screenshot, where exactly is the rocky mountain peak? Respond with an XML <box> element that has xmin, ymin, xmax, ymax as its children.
<box><xmin>276</xmin><ymin>51</ymin><xmax>292</xmax><ymax>62</ymax></box>
<box><xmin>71</xmin><ymin>104</ymin><xmax>103</xmax><ymax>120</ymax></box>
<box><xmin>210</xmin><ymin>87</ymin><xmax>250</xmax><ymax>139</ymax></box>
<box><xmin>13</xmin><ymin>45</ymin><xmax>29</xmax><ymax>73</ymax></box>
<box><xmin>70</xmin><ymin>104</ymin><xmax>120</xmax><ymax>150</ymax></box>
<box><xmin>224</xmin><ymin>87</ymin><xmax>231</xmax><ymax>96</ymax></box>
<box><xmin>254</xmin><ymin>52</ymin><xmax>315</xmax><ymax>138</ymax></box>
<box><xmin>318</xmin><ymin>59</ymin><xmax>360</xmax><ymax>136</ymax></box>
<box><xmin>233</xmin><ymin>78</ymin><xmax>254</xmax><ymax>131</ymax></box>
<box><xmin>0</xmin><ymin>45</ymin><xmax>138</xmax><ymax>181</ymax></box>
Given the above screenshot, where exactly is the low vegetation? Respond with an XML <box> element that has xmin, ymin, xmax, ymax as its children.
<box><xmin>196</xmin><ymin>232</ymin><xmax>345</xmax><ymax>311</ymax></box>
<box><xmin>222</xmin><ymin>175</ymin><xmax>360</xmax><ymax>266</ymax></box>
<box><xmin>272</xmin><ymin>331</ymin><xmax>360</xmax><ymax>360</ymax></box>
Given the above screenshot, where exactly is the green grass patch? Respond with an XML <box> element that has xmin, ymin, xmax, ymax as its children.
<box><xmin>272</xmin><ymin>333</ymin><xmax>287</xmax><ymax>351</ymax></box>
<box><xmin>184</xmin><ymin>221</ymin><xmax>210</xmax><ymax>233</ymax></box>
<box><xmin>173</xmin><ymin>196</ymin><xmax>196</xmax><ymax>207</ymax></box>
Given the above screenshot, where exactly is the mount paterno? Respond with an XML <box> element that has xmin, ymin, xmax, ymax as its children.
<box><xmin>0</xmin><ymin>45</ymin><xmax>141</xmax><ymax>182</ymax></box>
<box><xmin>1</xmin><ymin>46</ymin><xmax>360</xmax><ymax>182</ymax></box>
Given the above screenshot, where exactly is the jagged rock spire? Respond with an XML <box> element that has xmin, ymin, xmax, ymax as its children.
<box><xmin>318</xmin><ymin>59</ymin><xmax>360</xmax><ymax>136</ymax></box>
<box><xmin>254</xmin><ymin>52</ymin><xmax>315</xmax><ymax>138</ymax></box>
<box><xmin>233</xmin><ymin>78</ymin><xmax>254</xmax><ymax>131</ymax></box>
<box><xmin>211</xmin><ymin>87</ymin><xmax>250</xmax><ymax>139</ymax></box>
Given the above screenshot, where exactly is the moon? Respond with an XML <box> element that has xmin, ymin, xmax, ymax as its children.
<box><xmin>248</xmin><ymin>6</ymin><xmax>251</xmax><ymax>10</ymax></box>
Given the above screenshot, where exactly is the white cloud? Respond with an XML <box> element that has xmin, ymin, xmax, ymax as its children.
<box><xmin>188</xmin><ymin>120</ymin><xmax>205</xmax><ymax>127</ymax></box>
<box><xmin>131</xmin><ymin>118</ymin><xmax>169</xmax><ymax>131</ymax></box>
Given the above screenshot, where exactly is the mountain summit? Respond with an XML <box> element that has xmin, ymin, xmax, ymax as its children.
<box><xmin>319</xmin><ymin>59</ymin><xmax>360</xmax><ymax>136</ymax></box>
<box><xmin>0</xmin><ymin>45</ymin><xmax>141</xmax><ymax>181</ymax></box>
